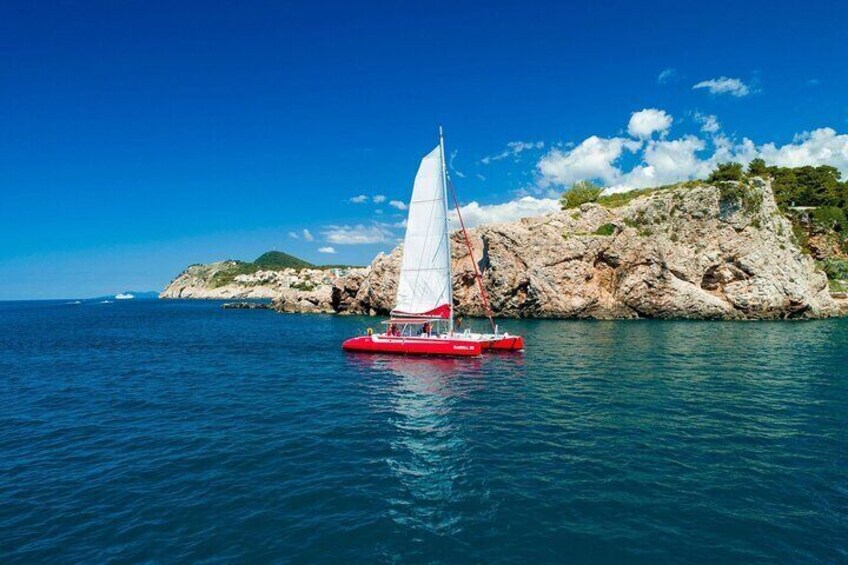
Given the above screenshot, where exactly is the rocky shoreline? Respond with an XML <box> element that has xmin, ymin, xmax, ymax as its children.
<box><xmin>163</xmin><ymin>179</ymin><xmax>847</xmax><ymax>320</ymax></box>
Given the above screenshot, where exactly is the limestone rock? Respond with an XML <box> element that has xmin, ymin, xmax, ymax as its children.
<box><xmin>330</xmin><ymin>178</ymin><xmax>840</xmax><ymax>320</ymax></box>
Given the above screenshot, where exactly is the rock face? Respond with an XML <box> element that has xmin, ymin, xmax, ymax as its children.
<box><xmin>330</xmin><ymin>178</ymin><xmax>840</xmax><ymax>319</ymax></box>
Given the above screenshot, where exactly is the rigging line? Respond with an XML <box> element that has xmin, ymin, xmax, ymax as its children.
<box><xmin>447</xmin><ymin>176</ymin><xmax>496</xmax><ymax>333</ymax></box>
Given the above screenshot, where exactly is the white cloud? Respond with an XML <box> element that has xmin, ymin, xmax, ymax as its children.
<box><xmin>318</xmin><ymin>246</ymin><xmax>336</xmax><ymax>254</ymax></box>
<box><xmin>535</xmin><ymin>109</ymin><xmax>848</xmax><ymax>195</ymax></box>
<box><xmin>449</xmin><ymin>196</ymin><xmax>560</xmax><ymax>229</ymax></box>
<box><xmin>449</xmin><ymin>149</ymin><xmax>466</xmax><ymax>178</ymax></box>
<box><xmin>628</xmin><ymin>108</ymin><xmax>673</xmax><ymax>139</ymax></box>
<box><xmin>302</xmin><ymin>229</ymin><xmax>314</xmax><ymax>241</ymax></box>
<box><xmin>322</xmin><ymin>224</ymin><xmax>393</xmax><ymax>245</ymax></box>
<box><xmin>695</xmin><ymin>112</ymin><xmax>720</xmax><ymax>134</ymax></box>
<box><xmin>481</xmin><ymin>140</ymin><xmax>544</xmax><ymax>164</ymax></box>
<box><xmin>759</xmin><ymin>128</ymin><xmax>848</xmax><ymax>174</ymax></box>
<box><xmin>372</xmin><ymin>194</ymin><xmax>386</xmax><ymax>203</ymax></box>
<box><xmin>537</xmin><ymin>136</ymin><xmax>641</xmax><ymax>187</ymax></box>
<box><xmin>288</xmin><ymin>231</ymin><xmax>299</xmax><ymax>239</ymax></box>
<box><xmin>657</xmin><ymin>68</ymin><xmax>676</xmax><ymax>84</ymax></box>
<box><xmin>389</xmin><ymin>200</ymin><xmax>408</xmax><ymax>210</ymax></box>
<box><xmin>611</xmin><ymin>135</ymin><xmax>710</xmax><ymax>192</ymax></box>
<box><xmin>692</xmin><ymin>77</ymin><xmax>750</xmax><ymax>97</ymax></box>
<box><xmin>350</xmin><ymin>194</ymin><xmax>368</xmax><ymax>203</ymax></box>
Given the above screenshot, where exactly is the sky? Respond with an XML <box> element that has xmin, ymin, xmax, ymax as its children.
<box><xmin>2</xmin><ymin>0</ymin><xmax>847</xmax><ymax>299</ymax></box>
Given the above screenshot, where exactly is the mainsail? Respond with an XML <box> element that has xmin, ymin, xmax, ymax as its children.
<box><xmin>392</xmin><ymin>143</ymin><xmax>453</xmax><ymax>320</ymax></box>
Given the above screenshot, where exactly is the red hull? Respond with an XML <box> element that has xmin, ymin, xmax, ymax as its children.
<box><xmin>482</xmin><ymin>335</ymin><xmax>524</xmax><ymax>351</ymax></box>
<box><xmin>342</xmin><ymin>335</ymin><xmax>482</xmax><ymax>357</ymax></box>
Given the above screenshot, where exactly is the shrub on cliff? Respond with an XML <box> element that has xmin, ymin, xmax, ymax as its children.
<box><xmin>708</xmin><ymin>162</ymin><xmax>745</xmax><ymax>183</ymax></box>
<box><xmin>561</xmin><ymin>180</ymin><xmax>602</xmax><ymax>209</ymax></box>
<box><xmin>820</xmin><ymin>258</ymin><xmax>848</xmax><ymax>280</ymax></box>
<box><xmin>812</xmin><ymin>206</ymin><xmax>847</xmax><ymax>232</ymax></box>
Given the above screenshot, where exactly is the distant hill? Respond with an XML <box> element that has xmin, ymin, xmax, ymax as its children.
<box><xmin>253</xmin><ymin>251</ymin><xmax>314</xmax><ymax>270</ymax></box>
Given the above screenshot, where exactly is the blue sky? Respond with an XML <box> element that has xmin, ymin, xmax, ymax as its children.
<box><xmin>2</xmin><ymin>0</ymin><xmax>847</xmax><ymax>299</ymax></box>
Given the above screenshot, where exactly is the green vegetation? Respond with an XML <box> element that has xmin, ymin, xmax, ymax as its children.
<box><xmin>210</xmin><ymin>251</ymin><xmax>315</xmax><ymax>288</ymax></box>
<box><xmin>819</xmin><ymin>258</ymin><xmax>848</xmax><ymax>281</ymax></box>
<box><xmin>560</xmin><ymin>180</ymin><xmax>602</xmax><ymax>209</ymax></box>
<box><xmin>708</xmin><ymin>162</ymin><xmax>745</xmax><ymax>183</ymax></box>
<box><xmin>289</xmin><ymin>281</ymin><xmax>316</xmax><ymax>292</ymax></box>
<box><xmin>811</xmin><ymin>206</ymin><xmax>847</xmax><ymax>231</ymax></box>
<box><xmin>593</xmin><ymin>223</ymin><xmax>616</xmax><ymax>236</ymax></box>
<box><xmin>716</xmin><ymin>180</ymin><xmax>763</xmax><ymax>215</ymax></box>
<box><xmin>596</xmin><ymin>187</ymin><xmax>657</xmax><ymax>208</ymax></box>
<box><xmin>768</xmin><ymin>165</ymin><xmax>848</xmax><ymax>212</ymax></box>
<box><xmin>254</xmin><ymin>251</ymin><xmax>313</xmax><ymax>270</ymax></box>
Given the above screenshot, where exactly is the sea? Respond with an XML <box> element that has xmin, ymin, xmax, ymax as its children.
<box><xmin>0</xmin><ymin>299</ymin><xmax>845</xmax><ymax>563</ymax></box>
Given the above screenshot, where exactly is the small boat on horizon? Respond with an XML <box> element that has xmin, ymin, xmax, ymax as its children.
<box><xmin>342</xmin><ymin>128</ymin><xmax>524</xmax><ymax>357</ymax></box>
<box><xmin>115</xmin><ymin>293</ymin><xmax>135</xmax><ymax>300</ymax></box>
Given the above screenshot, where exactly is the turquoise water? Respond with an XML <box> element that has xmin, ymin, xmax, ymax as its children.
<box><xmin>1</xmin><ymin>299</ymin><xmax>846</xmax><ymax>563</ymax></box>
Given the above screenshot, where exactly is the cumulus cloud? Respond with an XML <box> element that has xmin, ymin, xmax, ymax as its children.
<box><xmin>535</xmin><ymin>109</ymin><xmax>848</xmax><ymax>195</ymax></box>
<box><xmin>322</xmin><ymin>224</ymin><xmax>393</xmax><ymax>245</ymax></box>
<box><xmin>627</xmin><ymin>108</ymin><xmax>673</xmax><ymax>139</ymax></box>
<box><xmin>349</xmin><ymin>194</ymin><xmax>368</xmax><ymax>203</ymax></box>
<box><xmin>610</xmin><ymin>135</ymin><xmax>710</xmax><ymax>192</ymax></box>
<box><xmin>657</xmin><ymin>68</ymin><xmax>676</xmax><ymax>84</ymax></box>
<box><xmin>318</xmin><ymin>246</ymin><xmax>336</xmax><ymax>254</ymax></box>
<box><xmin>449</xmin><ymin>196</ymin><xmax>560</xmax><ymax>229</ymax></box>
<box><xmin>288</xmin><ymin>231</ymin><xmax>299</xmax><ymax>239</ymax></box>
<box><xmin>389</xmin><ymin>200</ymin><xmax>408</xmax><ymax>210</ymax></box>
<box><xmin>537</xmin><ymin>136</ymin><xmax>641</xmax><ymax>187</ymax></box>
<box><xmin>692</xmin><ymin>77</ymin><xmax>750</xmax><ymax>97</ymax></box>
<box><xmin>372</xmin><ymin>194</ymin><xmax>386</xmax><ymax>203</ymax></box>
<box><xmin>481</xmin><ymin>140</ymin><xmax>545</xmax><ymax>165</ymax></box>
<box><xmin>758</xmin><ymin>128</ymin><xmax>848</xmax><ymax>173</ymax></box>
<box><xmin>302</xmin><ymin>229</ymin><xmax>314</xmax><ymax>241</ymax></box>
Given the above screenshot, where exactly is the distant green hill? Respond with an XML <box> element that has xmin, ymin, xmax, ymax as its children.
<box><xmin>253</xmin><ymin>251</ymin><xmax>314</xmax><ymax>270</ymax></box>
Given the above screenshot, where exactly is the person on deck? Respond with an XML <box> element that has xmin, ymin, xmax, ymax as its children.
<box><xmin>423</xmin><ymin>322</ymin><xmax>431</xmax><ymax>336</ymax></box>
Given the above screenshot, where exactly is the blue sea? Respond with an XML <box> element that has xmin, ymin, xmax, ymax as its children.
<box><xmin>0</xmin><ymin>299</ymin><xmax>846</xmax><ymax>563</ymax></box>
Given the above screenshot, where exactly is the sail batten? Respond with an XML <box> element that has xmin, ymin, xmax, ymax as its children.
<box><xmin>392</xmin><ymin>145</ymin><xmax>452</xmax><ymax>320</ymax></box>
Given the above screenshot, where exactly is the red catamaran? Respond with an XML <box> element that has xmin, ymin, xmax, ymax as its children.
<box><xmin>342</xmin><ymin>128</ymin><xmax>524</xmax><ymax>357</ymax></box>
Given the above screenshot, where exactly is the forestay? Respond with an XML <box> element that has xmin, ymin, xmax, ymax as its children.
<box><xmin>392</xmin><ymin>145</ymin><xmax>452</xmax><ymax>319</ymax></box>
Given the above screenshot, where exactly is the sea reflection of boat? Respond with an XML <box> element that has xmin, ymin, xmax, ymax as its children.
<box><xmin>365</xmin><ymin>355</ymin><xmax>477</xmax><ymax>534</ymax></box>
<box><xmin>350</xmin><ymin>354</ymin><xmax>483</xmax><ymax>383</ymax></box>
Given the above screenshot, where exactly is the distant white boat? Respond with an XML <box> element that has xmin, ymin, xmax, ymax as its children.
<box><xmin>114</xmin><ymin>293</ymin><xmax>135</xmax><ymax>300</ymax></box>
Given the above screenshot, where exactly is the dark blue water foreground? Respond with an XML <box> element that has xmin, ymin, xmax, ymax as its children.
<box><xmin>1</xmin><ymin>300</ymin><xmax>846</xmax><ymax>563</ymax></box>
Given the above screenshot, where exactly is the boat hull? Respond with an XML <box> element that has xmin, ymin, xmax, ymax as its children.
<box><xmin>342</xmin><ymin>335</ymin><xmax>482</xmax><ymax>357</ymax></box>
<box><xmin>481</xmin><ymin>335</ymin><xmax>524</xmax><ymax>351</ymax></box>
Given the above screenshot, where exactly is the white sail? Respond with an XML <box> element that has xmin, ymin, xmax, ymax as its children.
<box><xmin>392</xmin><ymin>145</ymin><xmax>452</xmax><ymax>319</ymax></box>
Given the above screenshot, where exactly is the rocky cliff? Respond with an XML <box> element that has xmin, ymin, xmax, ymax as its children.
<box><xmin>327</xmin><ymin>178</ymin><xmax>842</xmax><ymax>319</ymax></box>
<box><xmin>163</xmin><ymin>179</ymin><xmax>845</xmax><ymax>319</ymax></box>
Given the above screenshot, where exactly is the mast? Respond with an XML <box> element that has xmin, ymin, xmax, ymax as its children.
<box><xmin>438</xmin><ymin>125</ymin><xmax>454</xmax><ymax>334</ymax></box>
